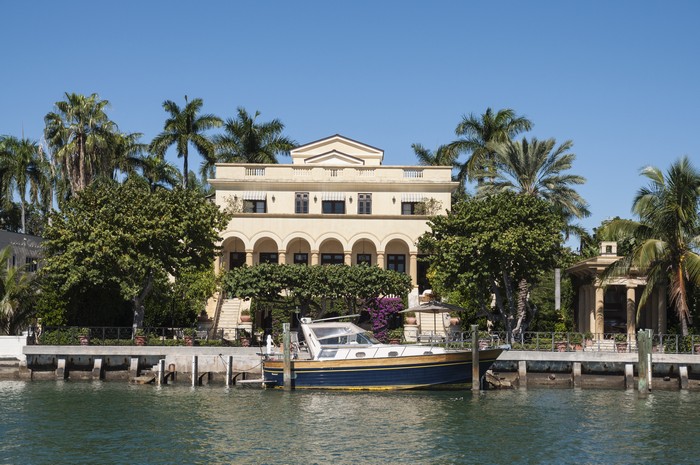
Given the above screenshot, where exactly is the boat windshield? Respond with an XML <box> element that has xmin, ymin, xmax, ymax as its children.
<box><xmin>312</xmin><ymin>327</ymin><xmax>379</xmax><ymax>345</ymax></box>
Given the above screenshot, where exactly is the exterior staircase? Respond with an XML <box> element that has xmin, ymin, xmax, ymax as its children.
<box><xmin>216</xmin><ymin>298</ymin><xmax>250</xmax><ymax>340</ymax></box>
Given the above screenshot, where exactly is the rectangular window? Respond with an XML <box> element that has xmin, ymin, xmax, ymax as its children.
<box><xmin>322</xmin><ymin>200</ymin><xmax>345</xmax><ymax>214</ymax></box>
<box><xmin>357</xmin><ymin>254</ymin><xmax>372</xmax><ymax>265</ymax></box>
<box><xmin>244</xmin><ymin>200</ymin><xmax>267</xmax><ymax>213</ymax></box>
<box><xmin>229</xmin><ymin>252</ymin><xmax>246</xmax><ymax>269</ymax></box>
<box><xmin>401</xmin><ymin>202</ymin><xmax>424</xmax><ymax>215</ymax></box>
<box><xmin>357</xmin><ymin>193</ymin><xmax>372</xmax><ymax>215</ymax></box>
<box><xmin>295</xmin><ymin>192</ymin><xmax>309</xmax><ymax>214</ymax></box>
<box><xmin>321</xmin><ymin>254</ymin><xmax>344</xmax><ymax>265</ymax></box>
<box><xmin>259</xmin><ymin>253</ymin><xmax>278</xmax><ymax>264</ymax></box>
<box><xmin>25</xmin><ymin>256</ymin><xmax>37</xmax><ymax>272</ymax></box>
<box><xmin>294</xmin><ymin>253</ymin><xmax>308</xmax><ymax>265</ymax></box>
<box><xmin>387</xmin><ymin>254</ymin><xmax>406</xmax><ymax>273</ymax></box>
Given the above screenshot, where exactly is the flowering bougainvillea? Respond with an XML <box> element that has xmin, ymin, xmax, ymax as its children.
<box><xmin>365</xmin><ymin>297</ymin><xmax>404</xmax><ymax>342</ymax></box>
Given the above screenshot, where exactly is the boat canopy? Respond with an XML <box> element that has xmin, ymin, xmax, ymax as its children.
<box><xmin>308</xmin><ymin>323</ymin><xmax>380</xmax><ymax>345</ymax></box>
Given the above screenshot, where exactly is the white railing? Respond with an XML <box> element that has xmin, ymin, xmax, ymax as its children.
<box><xmin>245</xmin><ymin>167</ymin><xmax>266</xmax><ymax>176</ymax></box>
<box><xmin>403</xmin><ymin>169</ymin><xmax>423</xmax><ymax>178</ymax></box>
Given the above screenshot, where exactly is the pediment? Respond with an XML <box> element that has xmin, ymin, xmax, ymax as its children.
<box><xmin>304</xmin><ymin>150</ymin><xmax>364</xmax><ymax>165</ymax></box>
<box><xmin>291</xmin><ymin>134</ymin><xmax>384</xmax><ymax>166</ymax></box>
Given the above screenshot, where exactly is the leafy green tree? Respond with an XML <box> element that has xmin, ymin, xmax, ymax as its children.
<box><xmin>419</xmin><ymin>192</ymin><xmax>563</xmax><ymax>342</ymax></box>
<box><xmin>602</xmin><ymin>157</ymin><xmax>700</xmax><ymax>336</ymax></box>
<box><xmin>149</xmin><ymin>96</ymin><xmax>222</xmax><ymax>189</ymax></box>
<box><xmin>206</xmin><ymin>107</ymin><xmax>296</xmax><ymax>177</ymax></box>
<box><xmin>449</xmin><ymin>107</ymin><xmax>532</xmax><ymax>186</ymax></box>
<box><xmin>39</xmin><ymin>179</ymin><xmax>231</xmax><ymax>326</ymax></box>
<box><xmin>0</xmin><ymin>246</ymin><xmax>38</xmax><ymax>335</ymax></box>
<box><xmin>44</xmin><ymin>92</ymin><xmax>116</xmax><ymax>198</ymax></box>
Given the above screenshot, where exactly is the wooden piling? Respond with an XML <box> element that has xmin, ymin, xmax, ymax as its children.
<box><xmin>157</xmin><ymin>359</ymin><xmax>165</xmax><ymax>385</ymax></box>
<box><xmin>283</xmin><ymin>323</ymin><xmax>292</xmax><ymax>390</ymax></box>
<box><xmin>471</xmin><ymin>325</ymin><xmax>479</xmax><ymax>391</ymax></box>
<box><xmin>637</xmin><ymin>329</ymin><xmax>652</xmax><ymax>396</ymax></box>
<box><xmin>226</xmin><ymin>355</ymin><xmax>233</xmax><ymax>387</ymax></box>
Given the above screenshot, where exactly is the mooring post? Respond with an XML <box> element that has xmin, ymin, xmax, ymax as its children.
<box><xmin>283</xmin><ymin>323</ymin><xmax>292</xmax><ymax>391</ymax></box>
<box><xmin>471</xmin><ymin>324</ymin><xmax>479</xmax><ymax>391</ymax></box>
<box><xmin>637</xmin><ymin>328</ymin><xmax>652</xmax><ymax>396</ymax></box>
<box><xmin>56</xmin><ymin>358</ymin><xmax>67</xmax><ymax>380</ymax></box>
<box><xmin>157</xmin><ymin>359</ymin><xmax>165</xmax><ymax>385</ymax></box>
<box><xmin>226</xmin><ymin>355</ymin><xmax>233</xmax><ymax>387</ymax></box>
<box><xmin>192</xmin><ymin>355</ymin><xmax>198</xmax><ymax>387</ymax></box>
<box><xmin>572</xmin><ymin>362</ymin><xmax>582</xmax><ymax>388</ymax></box>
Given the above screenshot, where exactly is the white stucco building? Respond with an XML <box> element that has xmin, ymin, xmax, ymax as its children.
<box><xmin>210</xmin><ymin>134</ymin><xmax>457</xmax><ymax>305</ymax></box>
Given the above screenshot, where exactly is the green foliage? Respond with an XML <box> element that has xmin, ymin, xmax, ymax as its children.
<box><xmin>0</xmin><ymin>246</ymin><xmax>39</xmax><ymax>335</ymax></box>
<box><xmin>419</xmin><ymin>192</ymin><xmax>563</xmax><ymax>337</ymax></box>
<box><xmin>38</xmin><ymin>179</ymin><xmax>231</xmax><ymax>326</ymax></box>
<box><xmin>223</xmin><ymin>264</ymin><xmax>411</xmax><ymax>312</ymax></box>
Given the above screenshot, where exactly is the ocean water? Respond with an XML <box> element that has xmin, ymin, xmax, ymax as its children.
<box><xmin>0</xmin><ymin>381</ymin><xmax>698</xmax><ymax>465</ymax></box>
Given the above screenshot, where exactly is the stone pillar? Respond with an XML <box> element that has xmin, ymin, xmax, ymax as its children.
<box><xmin>409</xmin><ymin>253</ymin><xmax>418</xmax><ymax>289</ymax></box>
<box><xmin>657</xmin><ymin>286</ymin><xmax>667</xmax><ymax>334</ymax></box>
<box><xmin>344</xmin><ymin>252</ymin><xmax>352</xmax><ymax>266</ymax></box>
<box><xmin>626</xmin><ymin>286</ymin><xmax>637</xmax><ymax>337</ymax></box>
<box><xmin>595</xmin><ymin>284</ymin><xmax>605</xmax><ymax>338</ymax></box>
<box><xmin>588</xmin><ymin>285</ymin><xmax>596</xmax><ymax>336</ymax></box>
<box><xmin>278</xmin><ymin>251</ymin><xmax>286</xmax><ymax>265</ymax></box>
<box><xmin>311</xmin><ymin>252</ymin><xmax>319</xmax><ymax>266</ymax></box>
<box><xmin>377</xmin><ymin>252</ymin><xmax>385</xmax><ymax>269</ymax></box>
<box><xmin>245</xmin><ymin>250</ymin><xmax>253</xmax><ymax>266</ymax></box>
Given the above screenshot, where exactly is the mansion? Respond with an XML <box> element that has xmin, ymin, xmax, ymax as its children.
<box><xmin>210</xmin><ymin>134</ymin><xmax>457</xmax><ymax>305</ymax></box>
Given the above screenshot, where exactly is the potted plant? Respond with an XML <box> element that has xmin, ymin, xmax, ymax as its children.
<box><xmin>183</xmin><ymin>328</ymin><xmax>196</xmax><ymax>346</ymax></box>
<box><xmin>134</xmin><ymin>328</ymin><xmax>147</xmax><ymax>346</ymax></box>
<box><xmin>615</xmin><ymin>333</ymin><xmax>628</xmax><ymax>352</ymax></box>
<box><xmin>78</xmin><ymin>328</ymin><xmax>90</xmax><ymax>346</ymax></box>
<box><xmin>388</xmin><ymin>328</ymin><xmax>403</xmax><ymax>344</ymax></box>
<box><xmin>449</xmin><ymin>312</ymin><xmax>460</xmax><ymax>326</ymax></box>
<box><xmin>404</xmin><ymin>311</ymin><xmax>417</xmax><ymax>325</ymax></box>
<box><xmin>240</xmin><ymin>330</ymin><xmax>251</xmax><ymax>347</ymax></box>
<box><xmin>240</xmin><ymin>309</ymin><xmax>252</xmax><ymax>323</ymax></box>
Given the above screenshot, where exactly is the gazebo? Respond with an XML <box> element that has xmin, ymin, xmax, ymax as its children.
<box><xmin>567</xmin><ymin>241</ymin><xmax>667</xmax><ymax>338</ymax></box>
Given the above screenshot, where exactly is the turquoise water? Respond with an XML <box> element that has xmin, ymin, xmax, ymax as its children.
<box><xmin>1</xmin><ymin>381</ymin><xmax>698</xmax><ymax>464</ymax></box>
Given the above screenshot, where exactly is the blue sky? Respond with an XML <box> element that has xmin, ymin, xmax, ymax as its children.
<box><xmin>2</xmin><ymin>1</ymin><xmax>699</xmax><ymax>237</ymax></box>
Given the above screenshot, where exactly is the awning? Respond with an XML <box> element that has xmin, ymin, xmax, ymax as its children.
<box><xmin>242</xmin><ymin>191</ymin><xmax>267</xmax><ymax>201</ymax></box>
<box><xmin>321</xmin><ymin>192</ymin><xmax>346</xmax><ymax>201</ymax></box>
<box><xmin>401</xmin><ymin>193</ymin><xmax>427</xmax><ymax>202</ymax></box>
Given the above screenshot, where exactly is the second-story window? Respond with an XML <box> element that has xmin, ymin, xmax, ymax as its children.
<box><xmin>244</xmin><ymin>200</ymin><xmax>267</xmax><ymax>213</ymax></box>
<box><xmin>322</xmin><ymin>200</ymin><xmax>345</xmax><ymax>214</ymax></box>
<box><xmin>401</xmin><ymin>202</ymin><xmax>421</xmax><ymax>215</ymax></box>
<box><xmin>357</xmin><ymin>193</ymin><xmax>372</xmax><ymax>215</ymax></box>
<box><xmin>295</xmin><ymin>192</ymin><xmax>309</xmax><ymax>214</ymax></box>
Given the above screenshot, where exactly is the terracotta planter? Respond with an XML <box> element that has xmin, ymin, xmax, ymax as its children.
<box><xmin>241</xmin><ymin>337</ymin><xmax>251</xmax><ymax>347</ymax></box>
<box><xmin>79</xmin><ymin>335</ymin><xmax>90</xmax><ymax>346</ymax></box>
<box><xmin>135</xmin><ymin>335</ymin><xmax>147</xmax><ymax>346</ymax></box>
<box><xmin>389</xmin><ymin>339</ymin><xmax>401</xmax><ymax>345</ymax></box>
<box><xmin>405</xmin><ymin>317</ymin><xmax>417</xmax><ymax>325</ymax></box>
<box><xmin>184</xmin><ymin>336</ymin><xmax>194</xmax><ymax>346</ymax></box>
<box><xmin>240</xmin><ymin>314</ymin><xmax>252</xmax><ymax>322</ymax></box>
<box><xmin>449</xmin><ymin>317</ymin><xmax>460</xmax><ymax>326</ymax></box>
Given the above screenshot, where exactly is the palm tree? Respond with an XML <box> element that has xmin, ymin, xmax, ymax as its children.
<box><xmin>411</xmin><ymin>143</ymin><xmax>458</xmax><ymax>167</ymax></box>
<box><xmin>105</xmin><ymin>131</ymin><xmax>148</xmax><ymax>181</ymax></box>
<box><xmin>206</xmin><ymin>107</ymin><xmax>296</xmax><ymax>178</ymax></box>
<box><xmin>450</xmin><ymin>108</ymin><xmax>532</xmax><ymax>186</ymax></box>
<box><xmin>603</xmin><ymin>157</ymin><xmax>700</xmax><ymax>336</ymax></box>
<box><xmin>149</xmin><ymin>96</ymin><xmax>222</xmax><ymax>189</ymax></box>
<box><xmin>477</xmin><ymin>137</ymin><xmax>590</xmax><ymax>220</ymax></box>
<box><xmin>0</xmin><ymin>136</ymin><xmax>51</xmax><ymax>233</ymax></box>
<box><xmin>0</xmin><ymin>246</ymin><xmax>36</xmax><ymax>335</ymax></box>
<box><xmin>127</xmin><ymin>153</ymin><xmax>181</xmax><ymax>192</ymax></box>
<box><xmin>44</xmin><ymin>92</ymin><xmax>116</xmax><ymax>197</ymax></box>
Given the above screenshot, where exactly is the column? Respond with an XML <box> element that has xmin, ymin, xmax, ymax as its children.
<box><xmin>409</xmin><ymin>253</ymin><xmax>418</xmax><ymax>289</ymax></box>
<box><xmin>377</xmin><ymin>252</ymin><xmax>385</xmax><ymax>269</ymax></box>
<box><xmin>245</xmin><ymin>250</ymin><xmax>253</xmax><ymax>266</ymax></box>
<box><xmin>577</xmin><ymin>285</ymin><xmax>585</xmax><ymax>332</ymax></box>
<box><xmin>595</xmin><ymin>284</ymin><xmax>605</xmax><ymax>338</ymax></box>
<box><xmin>278</xmin><ymin>251</ymin><xmax>286</xmax><ymax>265</ymax></box>
<box><xmin>588</xmin><ymin>285</ymin><xmax>596</xmax><ymax>336</ymax></box>
<box><xmin>626</xmin><ymin>285</ymin><xmax>636</xmax><ymax>338</ymax></box>
<box><xmin>344</xmin><ymin>252</ymin><xmax>352</xmax><ymax>266</ymax></box>
<box><xmin>311</xmin><ymin>252</ymin><xmax>319</xmax><ymax>266</ymax></box>
<box><xmin>657</xmin><ymin>286</ymin><xmax>667</xmax><ymax>334</ymax></box>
